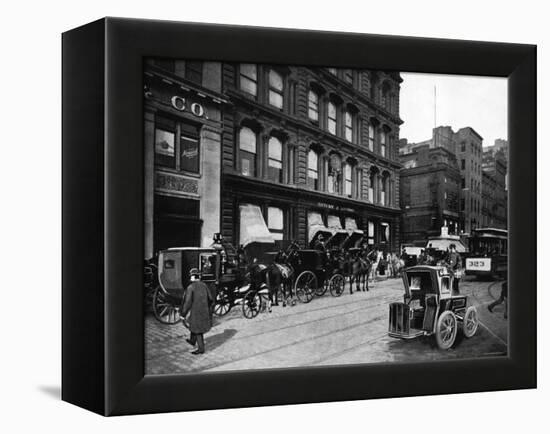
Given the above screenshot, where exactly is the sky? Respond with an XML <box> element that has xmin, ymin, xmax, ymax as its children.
<box><xmin>399</xmin><ymin>73</ymin><xmax>507</xmax><ymax>147</ymax></box>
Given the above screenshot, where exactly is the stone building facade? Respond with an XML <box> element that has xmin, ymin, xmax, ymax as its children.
<box><xmin>399</xmin><ymin>145</ymin><xmax>461</xmax><ymax>245</ymax></box>
<box><xmin>143</xmin><ymin>59</ymin><xmax>228</xmax><ymax>257</ymax></box>
<box><xmin>481</xmin><ymin>149</ymin><xmax>507</xmax><ymax>228</ymax></box>
<box><xmin>220</xmin><ymin>65</ymin><xmax>403</xmax><ymax>253</ymax></box>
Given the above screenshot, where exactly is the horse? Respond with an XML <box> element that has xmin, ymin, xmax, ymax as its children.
<box><xmin>349</xmin><ymin>250</ymin><xmax>373</xmax><ymax>292</ymax></box>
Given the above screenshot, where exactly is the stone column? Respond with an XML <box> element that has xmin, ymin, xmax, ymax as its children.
<box><xmin>200</xmin><ymin>128</ymin><xmax>222</xmax><ymax>247</ymax></box>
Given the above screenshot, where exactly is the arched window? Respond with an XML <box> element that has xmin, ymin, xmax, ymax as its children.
<box><xmin>239</xmin><ymin>64</ymin><xmax>257</xmax><ymax>96</ymax></box>
<box><xmin>327</xmin><ymin>101</ymin><xmax>337</xmax><ymax>135</ymax></box>
<box><xmin>239</xmin><ymin>127</ymin><xmax>257</xmax><ymax>177</ymax></box>
<box><xmin>308</xmin><ymin>90</ymin><xmax>319</xmax><ymax>121</ymax></box>
<box><xmin>307</xmin><ymin>149</ymin><xmax>319</xmax><ymax>190</ymax></box>
<box><xmin>344</xmin><ymin>163</ymin><xmax>353</xmax><ymax>197</ymax></box>
<box><xmin>267</xmin><ymin>136</ymin><xmax>283</xmax><ymax>182</ymax></box>
<box><xmin>368</xmin><ymin>124</ymin><xmax>375</xmax><ymax>151</ymax></box>
<box><xmin>344</xmin><ymin>111</ymin><xmax>353</xmax><ymax>142</ymax></box>
<box><xmin>268</xmin><ymin>69</ymin><xmax>284</xmax><ymax>109</ymax></box>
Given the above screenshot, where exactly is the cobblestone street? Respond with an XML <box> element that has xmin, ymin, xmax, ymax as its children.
<box><xmin>145</xmin><ymin>276</ymin><xmax>508</xmax><ymax>375</ymax></box>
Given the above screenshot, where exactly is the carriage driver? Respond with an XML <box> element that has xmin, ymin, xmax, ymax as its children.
<box><xmin>313</xmin><ymin>234</ymin><xmax>326</xmax><ymax>252</ymax></box>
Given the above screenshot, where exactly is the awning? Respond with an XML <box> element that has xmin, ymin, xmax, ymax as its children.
<box><xmin>426</xmin><ymin>238</ymin><xmax>467</xmax><ymax>253</ymax></box>
<box><xmin>326</xmin><ymin>215</ymin><xmax>349</xmax><ymax>248</ymax></box>
<box><xmin>239</xmin><ymin>204</ymin><xmax>275</xmax><ymax>247</ymax></box>
<box><xmin>308</xmin><ymin>212</ymin><xmax>332</xmax><ymax>243</ymax></box>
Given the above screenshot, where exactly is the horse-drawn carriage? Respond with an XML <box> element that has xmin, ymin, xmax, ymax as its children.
<box><xmin>388</xmin><ymin>265</ymin><xmax>479</xmax><ymax>349</ymax></box>
<box><xmin>148</xmin><ymin>239</ymin><xmax>270</xmax><ymax>324</ymax></box>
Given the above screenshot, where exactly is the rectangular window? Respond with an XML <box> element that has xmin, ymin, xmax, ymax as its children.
<box><xmin>344</xmin><ymin>164</ymin><xmax>352</xmax><ymax>197</ymax></box>
<box><xmin>308</xmin><ymin>90</ymin><xmax>319</xmax><ymax>121</ymax></box>
<box><xmin>307</xmin><ymin>151</ymin><xmax>319</xmax><ymax>190</ymax></box>
<box><xmin>268</xmin><ymin>70</ymin><xmax>284</xmax><ymax>109</ymax></box>
<box><xmin>328</xmin><ymin>102</ymin><xmax>337</xmax><ymax>135</ymax></box>
<box><xmin>344</xmin><ymin>111</ymin><xmax>353</xmax><ymax>142</ymax></box>
<box><xmin>240</xmin><ymin>64</ymin><xmax>257</xmax><ymax>96</ymax></box>
<box><xmin>328</xmin><ymin>68</ymin><xmax>337</xmax><ymax>75</ymax></box>
<box><xmin>185</xmin><ymin>61</ymin><xmax>203</xmax><ymax>85</ymax></box>
<box><xmin>155</xmin><ymin>126</ymin><xmax>176</xmax><ymax>168</ymax></box>
<box><xmin>380</xmin><ymin>131</ymin><xmax>386</xmax><ymax>158</ymax></box>
<box><xmin>461</xmin><ymin>159</ymin><xmax>465</xmax><ymax>170</ymax></box>
<box><xmin>268</xmin><ymin>137</ymin><xmax>283</xmax><ymax>183</ymax></box>
<box><xmin>461</xmin><ymin>177</ymin><xmax>465</xmax><ymax>189</ymax></box>
<box><xmin>180</xmin><ymin>122</ymin><xmax>200</xmax><ymax>173</ymax></box>
<box><xmin>368</xmin><ymin>125</ymin><xmax>375</xmax><ymax>151</ymax></box>
<box><xmin>239</xmin><ymin>128</ymin><xmax>257</xmax><ymax>177</ymax></box>
<box><xmin>461</xmin><ymin>142</ymin><xmax>466</xmax><ymax>152</ymax></box>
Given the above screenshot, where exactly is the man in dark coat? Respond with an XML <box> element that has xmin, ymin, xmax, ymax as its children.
<box><xmin>445</xmin><ymin>244</ymin><xmax>462</xmax><ymax>293</ymax></box>
<box><xmin>181</xmin><ymin>268</ymin><xmax>213</xmax><ymax>355</ymax></box>
<box><xmin>488</xmin><ymin>280</ymin><xmax>508</xmax><ymax>319</ymax></box>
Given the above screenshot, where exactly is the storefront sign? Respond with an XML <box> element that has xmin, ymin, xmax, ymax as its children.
<box><xmin>316</xmin><ymin>202</ymin><xmax>355</xmax><ymax>213</ymax></box>
<box><xmin>170</xmin><ymin>96</ymin><xmax>206</xmax><ymax>118</ymax></box>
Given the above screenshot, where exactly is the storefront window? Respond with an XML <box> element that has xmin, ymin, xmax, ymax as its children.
<box><xmin>240</xmin><ymin>64</ymin><xmax>257</xmax><ymax>96</ymax></box>
<box><xmin>268</xmin><ymin>136</ymin><xmax>283</xmax><ymax>182</ymax></box>
<box><xmin>307</xmin><ymin>150</ymin><xmax>319</xmax><ymax>190</ymax></box>
<box><xmin>180</xmin><ymin>123</ymin><xmax>200</xmax><ymax>173</ymax></box>
<box><xmin>155</xmin><ymin>127</ymin><xmax>176</xmax><ymax>168</ymax></box>
<box><xmin>267</xmin><ymin>207</ymin><xmax>284</xmax><ymax>241</ymax></box>
<box><xmin>268</xmin><ymin>70</ymin><xmax>284</xmax><ymax>109</ymax></box>
<box><xmin>368</xmin><ymin>221</ymin><xmax>375</xmax><ymax>245</ymax></box>
<box><xmin>239</xmin><ymin>127</ymin><xmax>257</xmax><ymax>177</ymax></box>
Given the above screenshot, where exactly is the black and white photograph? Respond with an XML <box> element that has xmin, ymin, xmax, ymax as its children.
<box><xmin>143</xmin><ymin>60</ymin><xmax>509</xmax><ymax>374</ymax></box>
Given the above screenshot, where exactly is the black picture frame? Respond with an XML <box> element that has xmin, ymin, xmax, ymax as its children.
<box><xmin>62</xmin><ymin>17</ymin><xmax>536</xmax><ymax>416</ymax></box>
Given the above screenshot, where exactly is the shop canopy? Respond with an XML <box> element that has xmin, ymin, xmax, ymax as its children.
<box><xmin>239</xmin><ymin>204</ymin><xmax>275</xmax><ymax>247</ymax></box>
<box><xmin>326</xmin><ymin>215</ymin><xmax>349</xmax><ymax>248</ymax></box>
<box><xmin>308</xmin><ymin>212</ymin><xmax>332</xmax><ymax>244</ymax></box>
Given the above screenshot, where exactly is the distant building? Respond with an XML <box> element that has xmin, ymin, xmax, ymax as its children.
<box><xmin>482</xmin><ymin>149</ymin><xmax>507</xmax><ymax>228</ymax></box>
<box><xmin>400</xmin><ymin>145</ymin><xmax>461</xmax><ymax>246</ymax></box>
<box><xmin>455</xmin><ymin>127</ymin><xmax>484</xmax><ymax>234</ymax></box>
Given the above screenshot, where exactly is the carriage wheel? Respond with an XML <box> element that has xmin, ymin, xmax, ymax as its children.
<box><xmin>329</xmin><ymin>274</ymin><xmax>345</xmax><ymax>297</ymax></box>
<box><xmin>462</xmin><ymin>306</ymin><xmax>479</xmax><ymax>338</ymax></box>
<box><xmin>152</xmin><ymin>287</ymin><xmax>181</xmax><ymax>325</ymax></box>
<box><xmin>242</xmin><ymin>290</ymin><xmax>261</xmax><ymax>319</ymax></box>
<box><xmin>295</xmin><ymin>271</ymin><xmax>316</xmax><ymax>304</ymax></box>
<box><xmin>213</xmin><ymin>287</ymin><xmax>232</xmax><ymax>317</ymax></box>
<box><xmin>315</xmin><ymin>276</ymin><xmax>328</xmax><ymax>296</ymax></box>
<box><xmin>435</xmin><ymin>310</ymin><xmax>457</xmax><ymax>350</ymax></box>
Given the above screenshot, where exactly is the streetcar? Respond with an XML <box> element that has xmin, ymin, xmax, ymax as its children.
<box><xmin>464</xmin><ymin>228</ymin><xmax>508</xmax><ymax>278</ymax></box>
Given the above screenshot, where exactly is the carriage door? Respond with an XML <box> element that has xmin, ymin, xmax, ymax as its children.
<box><xmin>154</xmin><ymin>195</ymin><xmax>202</xmax><ymax>251</ymax></box>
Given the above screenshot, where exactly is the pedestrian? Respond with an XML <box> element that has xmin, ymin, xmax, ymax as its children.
<box><xmin>445</xmin><ymin>243</ymin><xmax>462</xmax><ymax>293</ymax></box>
<box><xmin>181</xmin><ymin>268</ymin><xmax>213</xmax><ymax>355</ymax></box>
<box><xmin>488</xmin><ymin>280</ymin><xmax>508</xmax><ymax>319</ymax></box>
